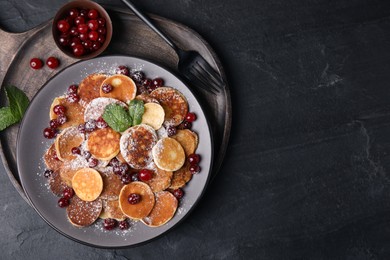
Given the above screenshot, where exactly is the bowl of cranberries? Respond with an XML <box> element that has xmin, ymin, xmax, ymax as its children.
<box><xmin>52</xmin><ymin>0</ymin><xmax>112</xmax><ymax>59</ymax></box>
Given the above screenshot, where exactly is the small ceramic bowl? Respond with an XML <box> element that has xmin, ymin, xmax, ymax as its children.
<box><xmin>52</xmin><ymin>0</ymin><xmax>112</xmax><ymax>59</ymax></box>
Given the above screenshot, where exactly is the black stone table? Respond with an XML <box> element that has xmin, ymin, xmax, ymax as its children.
<box><xmin>2</xmin><ymin>0</ymin><xmax>390</xmax><ymax>259</ymax></box>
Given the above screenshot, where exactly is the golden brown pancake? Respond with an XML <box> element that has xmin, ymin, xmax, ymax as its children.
<box><xmin>99</xmin><ymin>170</ymin><xmax>124</xmax><ymax>201</ymax></box>
<box><xmin>67</xmin><ymin>196</ymin><xmax>102</xmax><ymax>227</ymax></box>
<box><xmin>58</xmin><ymin>157</ymin><xmax>88</xmax><ymax>186</ymax></box>
<box><xmin>135</xmin><ymin>93</ymin><xmax>159</xmax><ymax>104</ymax></box>
<box><xmin>119</xmin><ymin>181</ymin><xmax>155</xmax><ymax>220</ymax></box>
<box><xmin>152</xmin><ymin>137</ymin><xmax>185</xmax><ymax>171</ymax></box>
<box><xmin>169</xmin><ymin>161</ymin><xmax>192</xmax><ymax>189</ymax></box>
<box><xmin>150</xmin><ymin>87</ymin><xmax>188</xmax><ymax>126</ymax></box>
<box><xmin>142</xmin><ymin>191</ymin><xmax>178</xmax><ymax>227</ymax></box>
<box><xmin>83</xmin><ymin>97</ymin><xmax>127</xmax><ymax>122</ymax></box>
<box><xmin>100</xmin><ymin>74</ymin><xmax>137</xmax><ymax>102</ymax></box>
<box><xmin>72</xmin><ymin>168</ymin><xmax>103</xmax><ymax>201</ymax></box>
<box><xmin>87</xmin><ymin>128</ymin><xmax>120</xmax><ymax>161</ymax></box>
<box><xmin>145</xmin><ymin>164</ymin><xmax>173</xmax><ymax>192</ymax></box>
<box><xmin>120</xmin><ymin>124</ymin><xmax>158</xmax><ymax>169</ymax></box>
<box><xmin>78</xmin><ymin>73</ymin><xmax>107</xmax><ymax>107</ymax></box>
<box><xmin>49</xmin><ymin>96</ymin><xmax>85</xmax><ymax>130</ymax></box>
<box><xmin>48</xmin><ymin>170</ymin><xmax>67</xmax><ymax>197</ymax></box>
<box><xmin>55</xmin><ymin>126</ymin><xmax>84</xmax><ymax>161</ymax></box>
<box><xmin>171</xmin><ymin>129</ymin><xmax>198</xmax><ymax>156</ymax></box>
<box><xmin>44</xmin><ymin>144</ymin><xmax>63</xmax><ymax>172</ymax></box>
<box><xmin>141</xmin><ymin>102</ymin><xmax>165</xmax><ymax>130</ymax></box>
<box><xmin>103</xmin><ymin>200</ymin><xmax>127</xmax><ymax>221</ymax></box>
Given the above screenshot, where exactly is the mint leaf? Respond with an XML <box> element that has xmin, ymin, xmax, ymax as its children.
<box><xmin>128</xmin><ymin>100</ymin><xmax>144</xmax><ymax>126</ymax></box>
<box><xmin>0</xmin><ymin>107</ymin><xmax>18</xmax><ymax>131</ymax></box>
<box><xmin>102</xmin><ymin>104</ymin><xmax>132</xmax><ymax>132</ymax></box>
<box><xmin>5</xmin><ymin>85</ymin><xmax>29</xmax><ymax>120</ymax></box>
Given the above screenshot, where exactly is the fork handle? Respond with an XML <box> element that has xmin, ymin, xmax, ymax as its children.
<box><xmin>121</xmin><ymin>0</ymin><xmax>179</xmax><ymax>53</ymax></box>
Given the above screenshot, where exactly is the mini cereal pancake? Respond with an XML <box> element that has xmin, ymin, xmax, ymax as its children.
<box><xmin>152</xmin><ymin>137</ymin><xmax>185</xmax><ymax>172</ymax></box>
<box><xmin>44</xmin><ymin>144</ymin><xmax>63</xmax><ymax>172</ymax></box>
<box><xmin>145</xmin><ymin>164</ymin><xmax>173</xmax><ymax>192</ymax></box>
<box><xmin>55</xmin><ymin>126</ymin><xmax>84</xmax><ymax>161</ymax></box>
<box><xmin>87</xmin><ymin>128</ymin><xmax>120</xmax><ymax>161</ymax></box>
<box><xmin>119</xmin><ymin>181</ymin><xmax>155</xmax><ymax>220</ymax></box>
<box><xmin>50</xmin><ymin>96</ymin><xmax>85</xmax><ymax>130</ymax></box>
<box><xmin>72</xmin><ymin>168</ymin><xmax>103</xmax><ymax>201</ymax></box>
<box><xmin>84</xmin><ymin>97</ymin><xmax>127</xmax><ymax>122</ymax></box>
<box><xmin>150</xmin><ymin>87</ymin><xmax>188</xmax><ymax>126</ymax></box>
<box><xmin>99</xmin><ymin>170</ymin><xmax>124</xmax><ymax>201</ymax></box>
<box><xmin>59</xmin><ymin>157</ymin><xmax>89</xmax><ymax>186</ymax></box>
<box><xmin>169</xmin><ymin>161</ymin><xmax>192</xmax><ymax>190</ymax></box>
<box><xmin>77</xmin><ymin>73</ymin><xmax>107</xmax><ymax>107</ymax></box>
<box><xmin>48</xmin><ymin>170</ymin><xmax>67</xmax><ymax>197</ymax></box>
<box><xmin>142</xmin><ymin>191</ymin><xmax>178</xmax><ymax>227</ymax></box>
<box><xmin>171</xmin><ymin>129</ymin><xmax>199</xmax><ymax>156</ymax></box>
<box><xmin>100</xmin><ymin>74</ymin><xmax>137</xmax><ymax>102</ymax></box>
<box><xmin>135</xmin><ymin>93</ymin><xmax>159</xmax><ymax>104</ymax></box>
<box><xmin>120</xmin><ymin>124</ymin><xmax>158</xmax><ymax>169</ymax></box>
<box><xmin>105</xmin><ymin>200</ymin><xmax>127</xmax><ymax>221</ymax></box>
<box><xmin>67</xmin><ymin>196</ymin><xmax>102</xmax><ymax>227</ymax></box>
<box><xmin>141</xmin><ymin>102</ymin><xmax>165</xmax><ymax>130</ymax></box>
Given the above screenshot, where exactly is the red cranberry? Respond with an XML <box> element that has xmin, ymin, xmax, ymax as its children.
<box><xmin>44</xmin><ymin>169</ymin><xmax>53</xmax><ymax>178</ymax></box>
<box><xmin>67</xmin><ymin>93</ymin><xmax>80</xmax><ymax>103</ymax></box>
<box><xmin>46</xmin><ymin>57</ymin><xmax>59</xmax><ymax>69</ymax></box>
<box><xmin>88</xmin><ymin>9</ymin><xmax>99</xmax><ymax>19</ymax></box>
<box><xmin>62</xmin><ymin>187</ymin><xmax>74</xmax><ymax>199</ymax></box>
<box><xmin>97</xmin><ymin>27</ymin><xmax>106</xmax><ymax>35</ymax></box>
<box><xmin>96</xmin><ymin>117</ymin><xmax>108</xmax><ymax>128</ymax></box>
<box><xmin>78</xmin><ymin>123</ymin><xmax>86</xmax><ymax>134</ymax></box>
<box><xmin>92</xmin><ymin>42</ymin><xmax>101</xmax><ymax>51</ymax></box>
<box><xmin>71</xmin><ymin>147</ymin><xmax>81</xmax><ymax>155</ymax></box>
<box><xmin>173</xmin><ymin>188</ymin><xmax>184</xmax><ymax>199</ymax></box>
<box><xmin>180</xmin><ymin>121</ymin><xmax>192</xmax><ymax>130</ymax></box>
<box><xmin>78</xmin><ymin>32</ymin><xmax>88</xmax><ymax>41</ymax></box>
<box><xmin>131</xmin><ymin>71</ymin><xmax>145</xmax><ymax>84</ymax></box>
<box><xmin>121</xmin><ymin>174</ymin><xmax>132</xmax><ymax>184</ymax></box>
<box><xmin>131</xmin><ymin>172</ymin><xmax>139</xmax><ymax>182</ymax></box>
<box><xmin>58</xmin><ymin>197</ymin><xmax>69</xmax><ymax>208</ymax></box>
<box><xmin>70</xmin><ymin>37</ymin><xmax>81</xmax><ymax>48</ymax></box>
<box><xmin>70</xmin><ymin>27</ymin><xmax>78</xmax><ymax>36</ymax></box>
<box><xmin>64</xmin><ymin>17</ymin><xmax>74</xmax><ymax>27</ymax></box>
<box><xmin>152</xmin><ymin>78</ymin><xmax>164</xmax><ymax>87</ymax></box>
<box><xmin>138</xmin><ymin>169</ymin><xmax>153</xmax><ymax>181</ymax></box>
<box><xmin>58</xmin><ymin>35</ymin><xmax>70</xmax><ymax>46</ymax></box>
<box><xmin>83</xmin><ymin>39</ymin><xmax>93</xmax><ymax>50</ymax></box>
<box><xmin>87</xmin><ymin>19</ymin><xmax>99</xmax><ymax>31</ymax></box>
<box><xmin>167</xmin><ymin>126</ymin><xmax>177</xmax><ymax>137</ymax></box>
<box><xmin>97</xmin><ymin>17</ymin><xmax>106</xmax><ymax>27</ymax></box>
<box><xmin>88</xmin><ymin>157</ymin><xmax>98</xmax><ymax>168</ymax></box>
<box><xmin>85</xmin><ymin>120</ymin><xmax>97</xmax><ymax>132</ymax></box>
<box><xmin>79</xmin><ymin>9</ymin><xmax>87</xmax><ymax>17</ymax></box>
<box><xmin>57</xmin><ymin>20</ymin><xmax>70</xmax><ymax>33</ymax></box>
<box><xmin>97</xmin><ymin>35</ymin><xmax>105</xmax><ymax>44</ymax></box>
<box><xmin>119</xmin><ymin>220</ymin><xmax>129</xmax><ymax>230</ymax></box>
<box><xmin>109</xmin><ymin>158</ymin><xmax>120</xmax><ymax>167</ymax></box>
<box><xmin>57</xmin><ymin>114</ymin><xmax>67</xmax><ymax>125</ymax></box>
<box><xmin>43</xmin><ymin>127</ymin><xmax>56</xmax><ymax>139</ymax></box>
<box><xmin>88</xmin><ymin>31</ymin><xmax>99</xmax><ymax>41</ymax></box>
<box><xmin>189</xmin><ymin>164</ymin><xmax>201</xmax><ymax>174</ymax></box>
<box><xmin>116</xmin><ymin>66</ymin><xmax>130</xmax><ymax>76</ymax></box>
<box><xmin>188</xmin><ymin>154</ymin><xmax>200</xmax><ymax>165</ymax></box>
<box><xmin>74</xmin><ymin>16</ymin><xmax>85</xmax><ymax>26</ymax></box>
<box><xmin>128</xmin><ymin>193</ymin><xmax>141</xmax><ymax>204</ymax></box>
<box><xmin>113</xmin><ymin>165</ymin><xmax>123</xmax><ymax>176</ymax></box>
<box><xmin>77</xmin><ymin>23</ymin><xmax>88</xmax><ymax>34</ymax></box>
<box><xmin>30</xmin><ymin>58</ymin><xmax>43</xmax><ymax>69</ymax></box>
<box><xmin>101</xmin><ymin>83</ymin><xmax>113</xmax><ymax>93</ymax></box>
<box><xmin>67</xmin><ymin>84</ymin><xmax>78</xmax><ymax>94</ymax></box>
<box><xmin>53</xmin><ymin>105</ymin><xmax>66</xmax><ymax>115</ymax></box>
<box><xmin>49</xmin><ymin>119</ymin><xmax>60</xmax><ymax>129</ymax></box>
<box><xmin>103</xmin><ymin>218</ymin><xmax>117</xmax><ymax>230</ymax></box>
<box><xmin>73</xmin><ymin>44</ymin><xmax>85</xmax><ymax>56</ymax></box>
<box><xmin>142</xmin><ymin>78</ymin><xmax>152</xmax><ymax>88</ymax></box>
<box><xmin>69</xmin><ymin>8</ymin><xmax>79</xmax><ymax>19</ymax></box>
<box><xmin>185</xmin><ymin>112</ymin><xmax>197</xmax><ymax>123</ymax></box>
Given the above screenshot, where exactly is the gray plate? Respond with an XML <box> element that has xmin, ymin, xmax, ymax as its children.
<box><xmin>17</xmin><ymin>55</ymin><xmax>213</xmax><ymax>248</ymax></box>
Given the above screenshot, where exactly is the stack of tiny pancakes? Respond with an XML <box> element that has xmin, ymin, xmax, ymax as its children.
<box><xmin>44</xmin><ymin>71</ymin><xmax>199</xmax><ymax>228</ymax></box>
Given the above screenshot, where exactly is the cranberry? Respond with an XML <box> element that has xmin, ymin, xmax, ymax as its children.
<box><xmin>88</xmin><ymin>31</ymin><xmax>99</xmax><ymax>41</ymax></box>
<box><xmin>30</xmin><ymin>58</ymin><xmax>43</xmax><ymax>69</ymax></box>
<box><xmin>119</xmin><ymin>220</ymin><xmax>129</xmax><ymax>230</ymax></box>
<box><xmin>131</xmin><ymin>71</ymin><xmax>145</xmax><ymax>83</ymax></box>
<box><xmin>70</xmin><ymin>27</ymin><xmax>78</xmax><ymax>36</ymax></box>
<box><xmin>173</xmin><ymin>188</ymin><xmax>184</xmax><ymax>199</ymax></box>
<box><xmin>77</xmin><ymin>23</ymin><xmax>88</xmax><ymax>34</ymax></box>
<box><xmin>74</xmin><ymin>16</ymin><xmax>85</xmax><ymax>26</ymax></box>
<box><xmin>92</xmin><ymin>41</ymin><xmax>101</xmax><ymax>51</ymax></box>
<box><xmin>180</xmin><ymin>121</ymin><xmax>192</xmax><ymax>130</ymax></box>
<box><xmin>70</xmin><ymin>37</ymin><xmax>81</xmax><ymax>48</ymax></box>
<box><xmin>79</xmin><ymin>9</ymin><xmax>87</xmax><ymax>17</ymax></box>
<box><xmin>142</xmin><ymin>78</ymin><xmax>152</xmax><ymax>88</ymax></box>
<box><xmin>113</xmin><ymin>165</ymin><xmax>123</xmax><ymax>176</ymax></box>
<box><xmin>83</xmin><ymin>40</ymin><xmax>93</xmax><ymax>51</ymax></box>
<box><xmin>189</xmin><ymin>164</ymin><xmax>201</xmax><ymax>174</ymax></box>
<box><xmin>87</xmin><ymin>19</ymin><xmax>99</xmax><ymax>31</ymax></box>
<box><xmin>71</xmin><ymin>147</ymin><xmax>81</xmax><ymax>155</ymax></box>
<box><xmin>152</xmin><ymin>78</ymin><xmax>164</xmax><ymax>87</ymax></box>
<box><xmin>109</xmin><ymin>158</ymin><xmax>120</xmax><ymax>167</ymax></box>
<box><xmin>78</xmin><ymin>123</ymin><xmax>86</xmax><ymax>134</ymax></box>
<box><xmin>97</xmin><ymin>35</ymin><xmax>105</xmax><ymax>44</ymax></box>
<box><xmin>49</xmin><ymin>119</ymin><xmax>60</xmax><ymax>129</ymax></box>
<box><xmin>131</xmin><ymin>172</ymin><xmax>139</xmax><ymax>182</ymax></box>
<box><xmin>43</xmin><ymin>169</ymin><xmax>53</xmax><ymax>178</ymax></box>
<box><xmin>62</xmin><ymin>187</ymin><xmax>74</xmax><ymax>199</ymax></box>
<box><xmin>88</xmin><ymin>9</ymin><xmax>99</xmax><ymax>19</ymax></box>
<box><xmin>46</xmin><ymin>57</ymin><xmax>59</xmax><ymax>69</ymax></box>
<box><xmin>167</xmin><ymin>126</ymin><xmax>177</xmax><ymax>137</ymax></box>
<box><xmin>68</xmin><ymin>8</ymin><xmax>79</xmax><ymax>19</ymax></box>
<box><xmin>53</xmin><ymin>105</ymin><xmax>66</xmax><ymax>115</ymax></box>
<box><xmin>96</xmin><ymin>117</ymin><xmax>108</xmax><ymax>128</ymax></box>
<box><xmin>116</xmin><ymin>65</ymin><xmax>130</xmax><ymax>76</ymax></box>
<box><xmin>88</xmin><ymin>157</ymin><xmax>98</xmax><ymax>168</ymax></box>
<box><xmin>188</xmin><ymin>154</ymin><xmax>200</xmax><ymax>165</ymax></box>
<box><xmin>58</xmin><ymin>35</ymin><xmax>70</xmax><ymax>46</ymax></box>
<box><xmin>101</xmin><ymin>83</ymin><xmax>113</xmax><ymax>93</ymax></box>
<box><xmin>138</xmin><ymin>169</ymin><xmax>153</xmax><ymax>181</ymax></box>
<box><xmin>103</xmin><ymin>218</ymin><xmax>117</xmax><ymax>230</ymax></box>
<box><xmin>57</xmin><ymin>20</ymin><xmax>70</xmax><ymax>33</ymax></box>
<box><xmin>43</xmin><ymin>127</ymin><xmax>56</xmax><ymax>139</ymax></box>
<box><xmin>73</xmin><ymin>44</ymin><xmax>85</xmax><ymax>56</ymax></box>
<box><xmin>85</xmin><ymin>120</ymin><xmax>97</xmax><ymax>132</ymax></box>
<box><xmin>64</xmin><ymin>17</ymin><xmax>74</xmax><ymax>27</ymax></box>
<box><xmin>128</xmin><ymin>193</ymin><xmax>141</xmax><ymax>204</ymax></box>
<box><xmin>67</xmin><ymin>93</ymin><xmax>80</xmax><ymax>103</ymax></box>
<box><xmin>78</xmin><ymin>32</ymin><xmax>88</xmax><ymax>41</ymax></box>
<box><xmin>121</xmin><ymin>174</ymin><xmax>132</xmax><ymax>184</ymax></box>
<box><xmin>97</xmin><ymin>17</ymin><xmax>106</xmax><ymax>27</ymax></box>
<box><xmin>67</xmin><ymin>84</ymin><xmax>78</xmax><ymax>94</ymax></box>
<box><xmin>57</xmin><ymin>114</ymin><xmax>67</xmax><ymax>125</ymax></box>
<box><xmin>83</xmin><ymin>151</ymin><xmax>91</xmax><ymax>160</ymax></box>
<box><xmin>97</xmin><ymin>27</ymin><xmax>106</xmax><ymax>35</ymax></box>
<box><xmin>185</xmin><ymin>112</ymin><xmax>197</xmax><ymax>123</ymax></box>
<box><xmin>58</xmin><ymin>197</ymin><xmax>69</xmax><ymax>208</ymax></box>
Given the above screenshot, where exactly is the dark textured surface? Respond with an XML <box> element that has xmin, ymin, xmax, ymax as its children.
<box><xmin>1</xmin><ymin>0</ymin><xmax>390</xmax><ymax>259</ymax></box>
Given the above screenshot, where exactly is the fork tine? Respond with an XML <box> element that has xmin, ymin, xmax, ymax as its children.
<box><xmin>195</xmin><ymin>60</ymin><xmax>225</xmax><ymax>89</ymax></box>
<box><xmin>188</xmin><ymin>67</ymin><xmax>219</xmax><ymax>94</ymax></box>
<box><xmin>191</xmin><ymin>66</ymin><xmax>220</xmax><ymax>94</ymax></box>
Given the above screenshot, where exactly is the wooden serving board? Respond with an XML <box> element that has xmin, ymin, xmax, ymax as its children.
<box><xmin>0</xmin><ymin>7</ymin><xmax>231</xmax><ymax>205</ymax></box>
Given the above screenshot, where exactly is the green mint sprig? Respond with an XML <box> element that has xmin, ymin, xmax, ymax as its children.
<box><xmin>102</xmin><ymin>100</ymin><xmax>144</xmax><ymax>132</ymax></box>
<box><xmin>0</xmin><ymin>86</ymin><xmax>29</xmax><ymax>131</ymax></box>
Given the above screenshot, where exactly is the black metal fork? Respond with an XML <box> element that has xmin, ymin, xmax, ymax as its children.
<box><xmin>121</xmin><ymin>0</ymin><xmax>225</xmax><ymax>94</ymax></box>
